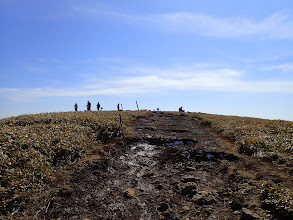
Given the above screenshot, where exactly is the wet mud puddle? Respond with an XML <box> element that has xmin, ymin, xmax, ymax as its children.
<box><xmin>119</xmin><ymin>143</ymin><xmax>159</xmax><ymax>184</ymax></box>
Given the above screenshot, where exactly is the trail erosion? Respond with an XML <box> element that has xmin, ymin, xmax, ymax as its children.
<box><xmin>29</xmin><ymin>112</ymin><xmax>288</xmax><ymax>219</ymax></box>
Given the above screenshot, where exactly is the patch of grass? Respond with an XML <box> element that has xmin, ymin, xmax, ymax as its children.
<box><xmin>261</xmin><ymin>181</ymin><xmax>293</xmax><ymax>219</ymax></box>
<box><xmin>0</xmin><ymin>110</ymin><xmax>149</xmax><ymax>216</ymax></box>
<box><xmin>194</xmin><ymin>113</ymin><xmax>293</xmax><ymax>166</ymax></box>
<box><xmin>193</xmin><ymin>112</ymin><xmax>293</xmax><ymax>219</ymax></box>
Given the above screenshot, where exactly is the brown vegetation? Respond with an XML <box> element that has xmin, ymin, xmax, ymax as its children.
<box><xmin>194</xmin><ymin>113</ymin><xmax>293</xmax><ymax>165</ymax></box>
<box><xmin>0</xmin><ymin>110</ymin><xmax>149</xmax><ymax>216</ymax></box>
<box><xmin>1</xmin><ymin>110</ymin><xmax>293</xmax><ymax>219</ymax></box>
<box><xmin>194</xmin><ymin>112</ymin><xmax>293</xmax><ymax>217</ymax></box>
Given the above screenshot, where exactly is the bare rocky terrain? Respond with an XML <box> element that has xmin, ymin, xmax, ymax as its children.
<box><xmin>19</xmin><ymin>112</ymin><xmax>293</xmax><ymax>219</ymax></box>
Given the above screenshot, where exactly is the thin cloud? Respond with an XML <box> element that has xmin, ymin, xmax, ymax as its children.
<box><xmin>71</xmin><ymin>5</ymin><xmax>293</xmax><ymax>39</ymax></box>
<box><xmin>2</xmin><ymin>65</ymin><xmax>293</xmax><ymax>101</ymax></box>
<box><xmin>263</xmin><ymin>63</ymin><xmax>293</xmax><ymax>72</ymax></box>
<box><xmin>25</xmin><ymin>66</ymin><xmax>48</xmax><ymax>73</ymax></box>
<box><xmin>153</xmin><ymin>11</ymin><xmax>293</xmax><ymax>39</ymax></box>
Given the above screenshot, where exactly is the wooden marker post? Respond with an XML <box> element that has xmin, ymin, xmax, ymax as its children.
<box><xmin>119</xmin><ymin>114</ymin><xmax>122</xmax><ymax>127</ymax></box>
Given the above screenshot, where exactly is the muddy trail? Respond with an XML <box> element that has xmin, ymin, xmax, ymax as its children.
<box><xmin>22</xmin><ymin>112</ymin><xmax>292</xmax><ymax>219</ymax></box>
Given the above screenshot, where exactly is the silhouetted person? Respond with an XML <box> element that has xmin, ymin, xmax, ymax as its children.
<box><xmin>117</xmin><ymin>103</ymin><xmax>120</xmax><ymax>111</ymax></box>
<box><xmin>179</xmin><ymin>106</ymin><xmax>184</xmax><ymax>112</ymax></box>
<box><xmin>87</xmin><ymin>101</ymin><xmax>91</xmax><ymax>111</ymax></box>
<box><xmin>74</xmin><ymin>103</ymin><xmax>78</xmax><ymax>111</ymax></box>
<box><xmin>97</xmin><ymin>102</ymin><xmax>100</xmax><ymax>111</ymax></box>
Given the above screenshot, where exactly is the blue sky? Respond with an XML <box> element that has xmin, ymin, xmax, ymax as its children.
<box><xmin>1</xmin><ymin>0</ymin><xmax>293</xmax><ymax>120</ymax></box>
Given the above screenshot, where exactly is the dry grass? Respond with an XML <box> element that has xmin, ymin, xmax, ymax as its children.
<box><xmin>2</xmin><ymin>110</ymin><xmax>293</xmax><ymax>218</ymax></box>
<box><xmin>193</xmin><ymin>113</ymin><xmax>293</xmax><ymax>165</ymax></box>
<box><xmin>261</xmin><ymin>180</ymin><xmax>293</xmax><ymax>218</ymax></box>
<box><xmin>0</xmin><ymin>110</ymin><xmax>149</xmax><ymax>216</ymax></box>
<box><xmin>193</xmin><ymin>112</ymin><xmax>293</xmax><ymax>218</ymax></box>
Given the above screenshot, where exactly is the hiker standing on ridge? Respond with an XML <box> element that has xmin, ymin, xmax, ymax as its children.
<box><xmin>87</xmin><ymin>101</ymin><xmax>91</xmax><ymax>111</ymax></box>
<box><xmin>74</xmin><ymin>103</ymin><xmax>78</xmax><ymax>111</ymax></box>
<box><xmin>117</xmin><ymin>103</ymin><xmax>120</xmax><ymax>111</ymax></box>
<box><xmin>97</xmin><ymin>102</ymin><xmax>100</xmax><ymax>111</ymax></box>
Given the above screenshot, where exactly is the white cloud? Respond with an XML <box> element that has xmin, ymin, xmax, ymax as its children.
<box><xmin>71</xmin><ymin>5</ymin><xmax>293</xmax><ymax>39</ymax></box>
<box><xmin>263</xmin><ymin>63</ymin><xmax>293</xmax><ymax>72</ymax></box>
<box><xmin>2</xmin><ymin>64</ymin><xmax>293</xmax><ymax>101</ymax></box>
<box><xmin>152</xmin><ymin>11</ymin><xmax>293</xmax><ymax>39</ymax></box>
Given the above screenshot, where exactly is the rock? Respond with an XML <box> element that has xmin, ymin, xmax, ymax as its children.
<box><xmin>92</xmin><ymin>170</ymin><xmax>100</xmax><ymax>175</ymax></box>
<box><xmin>181</xmin><ymin>175</ymin><xmax>198</xmax><ymax>183</ymax></box>
<box><xmin>122</xmin><ymin>188</ymin><xmax>135</xmax><ymax>198</ymax></box>
<box><xmin>182</xmin><ymin>206</ymin><xmax>190</xmax><ymax>211</ymax></box>
<box><xmin>157</xmin><ymin>202</ymin><xmax>169</xmax><ymax>212</ymax></box>
<box><xmin>179</xmin><ymin>182</ymin><xmax>197</xmax><ymax>196</ymax></box>
<box><xmin>157</xmin><ymin>202</ymin><xmax>172</xmax><ymax>219</ymax></box>
<box><xmin>230</xmin><ymin>197</ymin><xmax>244</xmax><ymax>210</ymax></box>
<box><xmin>192</xmin><ymin>191</ymin><xmax>216</xmax><ymax>205</ymax></box>
<box><xmin>240</xmin><ymin>208</ymin><xmax>262</xmax><ymax>220</ymax></box>
<box><xmin>156</xmin><ymin>184</ymin><xmax>163</xmax><ymax>190</ymax></box>
<box><xmin>234</xmin><ymin>210</ymin><xmax>241</xmax><ymax>215</ymax></box>
<box><xmin>146</xmin><ymin>172</ymin><xmax>154</xmax><ymax>177</ymax></box>
<box><xmin>106</xmin><ymin>180</ymin><xmax>112</xmax><ymax>185</ymax></box>
<box><xmin>185</xmin><ymin>166</ymin><xmax>196</xmax><ymax>172</ymax></box>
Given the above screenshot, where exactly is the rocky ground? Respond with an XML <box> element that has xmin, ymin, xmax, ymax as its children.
<box><xmin>19</xmin><ymin>112</ymin><xmax>293</xmax><ymax>219</ymax></box>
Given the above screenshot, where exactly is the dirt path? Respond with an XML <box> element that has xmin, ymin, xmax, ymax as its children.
<box><xmin>22</xmin><ymin>112</ymin><xmax>292</xmax><ymax>219</ymax></box>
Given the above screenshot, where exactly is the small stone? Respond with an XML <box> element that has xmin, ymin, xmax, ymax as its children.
<box><xmin>157</xmin><ymin>202</ymin><xmax>169</xmax><ymax>212</ymax></box>
<box><xmin>241</xmin><ymin>208</ymin><xmax>262</xmax><ymax>220</ymax></box>
<box><xmin>185</xmin><ymin>166</ymin><xmax>196</xmax><ymax>172</ymax></box>
<box><xmin>182</xmin><ymin>206</ymin><xmax>190</xmax><ymax>211</ymax></box>
<box><xmin>157</xmin><ymin>184</ymin><xmax>163</xmax><ymax>190</ymax></box>
<box><xmin>234</xmin><ymin>210</ymin><xmax>241</xmax><ymax>215</ymax></box>
<box><xmin>92</xmin><ymin>170</ymin><xmax>99</xmax><ymax>175</ymax></box>
<box><xmin>192</xmin><ymin>191</ymin><xmax>216</xmax><ymax>205</ymax></box>
<box><xmin>180</xmin><ymin>182</ymin><xmax>197</xmax><ymax>196</ymax></box>
<box><xmin>122</xmin><ymin>188</ymin><xmax>135</xmax><ymax>198</ymax></box>
<box><xmin>181</xmin><ymin>175</ymin><xmax>198</xmax><ymax>183</ymax></box>
<box><xmin>146</xmin><ymin>172</ymin><xmax>154</xmax><ymax>177</ymax></box>
<box><xmin>230</xmin><ymin>198</ymin><xmax>244</xmax><ymax>210</ymax></box>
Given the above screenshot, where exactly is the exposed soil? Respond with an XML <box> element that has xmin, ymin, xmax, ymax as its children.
<box><xmin>19</xmin><ymin>112</ymin><xmax>293</xmax><ymax>219</ymax></box>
